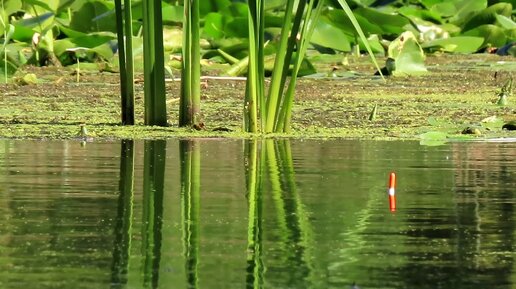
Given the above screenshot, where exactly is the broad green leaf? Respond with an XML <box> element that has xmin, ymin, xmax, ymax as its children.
<box><xmin>162</xmin><ymin>4</ymin><xmax>184</xmax><ymax>24</ymax></box>
<box><xmin>23</xmin><ymin>0</ymin><xmax>54</xmax><ymax>12</ymax></box>
<box><xmin>199</xmin><ymin>0</ymin><xmax>231</xmax><ymax>16</ymax></box>
<box><xmin>388</xmin><ymin>31</ymin><xmax>427</xmax><ymax>76</ymax></box>
<box><xmin>53</xmin><ymin>35</ymin><xmax>114</xmax><ymax>57</ymax></box>
<box><xmin>202</xmin><ymin>12</ymin><xmax>224</xmax><ymax>39</ymax></box>
<box><xmin>358</xmin><ymin>34</ymin><xmax>385</xmax><ymax>55</ymax></box>
<box><xmin>0</xmin><ymin>0</ymin><xmax>22</xmax><ymax>35</ymax></box>
<box><xmin>421</xmin><ymin>36</ymin><xmax>484</xmax><ymax>53</ymax></box>
<box><xmin>69</xmin><ymin>0</ymin><xmax>116</xmax><ymax>33</ymax></box>
<box><xmin>463</xmin><ymin>24</ymin><xmax>507</xmax><ymax>47</ymax></box>
<box><xmin>461</xmin><ymin>2</ymin><xmax>513</xmax><ymax>31</ymax></box>
<box><xmin>398</xmin><ymin>5</ymin><xmax>443</xmax><ymax>24</ymax></box>
<box><xmin>58</xmin><ymin>25</ymin><xmax>88</xmax><ymax>38</ymax></box>
<box><xmin>450</xmin><ymin>0</ymin><xmax>488</xmax><ymax>24</ymax></box>
<box><xmin>354</xmin><ymin>7</ymin><xmax>410</xmax><ymax>35</ymax></box>
<box><xmin>430</xmin><ymin>2</ymin><xmax>457</xmax><ymax>17</ymax></box>
<box><xmin>10</xmin><ymin>24</ymin><xmax>36</xmax><ymax>43</ymax></box>
<box><xmin>325</xmin><ymin>9</ymin><xmax>383</xmax><ymax>36</ymax></box>
<box><xmin>496</xmin><ymin>14</ymin><xmax>516</xmax><ymax>29</ymax></box>
<box><xmin>311</xmin><ymin>16</ymin><xmax>351</xmax><ymax>52</ymax></box>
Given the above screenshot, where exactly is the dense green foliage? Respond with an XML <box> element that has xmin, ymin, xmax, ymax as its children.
<box><xmin>0</xmin><ymin>0</ymin><xmax>513</xmax><ymax>76</ymax></box>
<box><xmin>0</xmin><ymin>0</ymin><xmax>514</xmax><ymax>131</ymax></box>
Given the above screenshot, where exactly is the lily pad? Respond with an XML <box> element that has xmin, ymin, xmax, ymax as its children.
<box><xmin>421</xmin><ymin>36</ymin><xmax>484</xmax><ymax>53</ymax></box>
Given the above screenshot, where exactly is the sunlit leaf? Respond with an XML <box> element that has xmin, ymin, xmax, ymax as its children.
<box><xmin>354</xmin><ymin>7</ymin><xmax>410</xmax><ymax>35</ymax></box>
<box><xmin>203</xmin><ymin>12</ymin><xmax>224</xmax><ymax>39</ymax></box>
<box><xmin>496</xmin><ymin>14</ymin><xmax>516</xmax><ymax>30</ymax></box>
<box><xmin>311</xmin><ymin>16</ymin><xmax>351</xmax><ymax>52</ymax></box>
<box><xmin>463</xmin><ymin>24</ymin><xmax>507</xmax><ymax>48</ymax></box>
<box><xmin>421</xmin><ymin>36</ymin><xmax>484</xmax><ymax>53</ymax></box>
<box><xmin>388</xmin><ymin>31</ymin><xmax>427</xmax><ymax>76</ymax></box>
<box><xmin>461</xmin><ymin>2</ymin><xmax>513</xmax><ymax>31</ymax></box>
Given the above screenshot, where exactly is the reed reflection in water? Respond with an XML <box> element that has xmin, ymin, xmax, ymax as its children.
<box><xmin>1</xmin><ymin>139</ymin><xmax>513</xmax><ymax>289</ymax></box>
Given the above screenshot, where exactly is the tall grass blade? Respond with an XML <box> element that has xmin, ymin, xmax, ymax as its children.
<box><xmin>244</xmin><ymin>0</ymin><xmax>265</xmax><ymax>133</ymax></box>
<box><xmin>277</xmin><ymin>0</ymin><xmax>324</xmax><ymax>132</ymax></box>
<box><xmin>264</xmin><ymin>0</ymin><xmax>297</xmax><ymax>133</ymax></box>
<box><xmin>335</xmin><ymin>0</ymin><xmax>384</xmax><ymax>79</ymax></box>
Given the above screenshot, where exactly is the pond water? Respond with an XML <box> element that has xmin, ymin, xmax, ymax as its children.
<box><xmin>0</xmin><ymin>139</ymin><xmax>514</xmax><ymax>289</ymax></box>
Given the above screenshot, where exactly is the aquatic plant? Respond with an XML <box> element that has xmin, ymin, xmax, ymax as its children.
<box><xmin>142</xmin><ymin>0</ymin><xmax>167</xmax><ymax>126</ymax></box>
<box><xmin>114</xmin><ymin>0</ymin><xmax>135</xmax><ymax>125</ymax></box>
<box><xmin>244</xmin><ymin>0</ymin><xmax>382</xmax><ymax>133</ymax></box>
<box><xmin>180</xmin><ymin>0</ymin><xmax>202</xmax><ymax>129</ymax></box>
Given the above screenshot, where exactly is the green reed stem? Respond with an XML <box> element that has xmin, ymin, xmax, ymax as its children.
<box><xmin>264</xmin><ymin>0</ymin><xmax>296</xmax><ymax>133</ymax></box>
<box><xmin>180</xmin><ymin>0</ymin><xmax>201</xmax><ymax>128</ymax></box>
<box><xmin>277</xmin><ymin>0</ymin><xmax>323</xmax><ymax>132</ymax></box>
<box><xmin>142</xmin><ymin>0</ymin><xmax>167</xmax><ymax>126</ymax></box>
<box><xmin>244</xmin><ymin>0</ymin><xmax>264</xmax><ymax>133</ymax></box>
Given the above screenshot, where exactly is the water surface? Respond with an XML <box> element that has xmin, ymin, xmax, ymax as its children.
<box><xmin>0</xmin><ymin>139</ymin><xmax>514</xmax><ymax>289</ymax></box>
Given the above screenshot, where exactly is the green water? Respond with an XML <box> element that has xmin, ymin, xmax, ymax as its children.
<box><xmin>0</xmin><ymin>139</ymin><xmax>514</xmax><ymax>289</ymax></box>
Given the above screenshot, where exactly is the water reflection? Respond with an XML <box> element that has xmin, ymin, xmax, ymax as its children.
<box><xmin>0</xmin><ymin>139</ymin><xmax>515</xmax><ymax>289</ymax></box>
<box><xmin>111</xmin><ymin>140</ymin><xmax>135</xmax><ymax>288</ymax></box>
<box><xmin>179</xmin><ymin>140</ymin><xmax>201</xmax><ymax>289</ymax></box>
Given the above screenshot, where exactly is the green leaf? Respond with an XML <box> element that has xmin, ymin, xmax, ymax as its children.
<box><xmin>388</xmin><ymin>31</ymin><xmax>428</xmax><ymax>76</ymax></box>
<box><xmin>463</xmin><ymin>24</ymin><xmax>507</xmax><ymax>48</ymax></box>
<box><xmin>461</xmin><ymin>2</ymin><xmax>513</xmax><ymax>31</ymax></box>
<box><xmin>203</xmin><ymin>12</ymin><xmax>224</xmax><ymax>39</ymax></box>
<box><xmin>53</xmin><ymin>35</ymin><xmax>114</xmax><ymax>58</ymax></box>
<box><xmin>354</xmin><ymin>7</ymin><xmax>411</xmax><ymax>35</ymax></box>
<box><xmin>199</xmin><ymin>0</ymin><xmax>231</xmax><ymax>16</ymax></box>
<box><xmin>23</xmin><ymin>0</ymin><xmax>54</xmax><ymax>12</ymax></box>
<box><xmin>69</xmin><ymin>0</ymin><xmax>116</xmax><ymax>33</ymax></box>
<box><xmin>421</xmin><ymin>36</ymin><xmax>484</xmax><ymax>53</ymax></box>
<box><xmin>496</xmin><ymin>14</ymin><xmax>516</xmax><ymax>30</ymax></box>
<box><xmin>311</xmin><ymin>17</ymin><xmax>351</xmax><ymax>52</ymax></box>
<box><xmin>0</xmin><ymin>0</ymin><xmax>22</xmax><ymax>35</ymax></box>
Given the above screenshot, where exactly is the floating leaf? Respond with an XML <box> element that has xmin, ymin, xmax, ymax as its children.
<box><xmin>311</xmin><ymin>17</ymin><xmax>351</xmax><ymax>52</ymax></box>
<box><xmin>463</xmin><ymin>24</ymin><xmax>507</xmax><ymax>48</ymax></box>
<box><xmin>461</xmin><ymin>2</ymin><xmax>512</xmax><ymax>31</ymax></box>
<box><xmin>421</xmin><ymin>36</ymin><xmax>484</xmax><ymax>53</ymax></box>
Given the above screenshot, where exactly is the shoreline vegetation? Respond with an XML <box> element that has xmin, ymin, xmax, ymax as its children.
<box><xmin>0</xmin><ymin>54</ymin><xmax>515</xmax><ymax>141</ymax></box>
